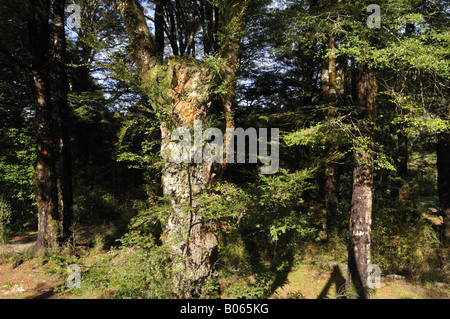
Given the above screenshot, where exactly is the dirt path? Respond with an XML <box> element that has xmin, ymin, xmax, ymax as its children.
<box><xmin>0</xmin><ymin>233</ymin><xmax>37</xmax><ymax>257</ymax></box>
<box><xmin>0</xmin><ymin>258</ymin><xmax>66</xmax><ymax>299</ymax></box>
<box><xmin>0</xmin><ymin>233</ymin><xmax>65</xmax><ymax>299</ymax></box>
<box><xmin>0</xmin><ymin>226</ymin><xmax>118</xmax><ymax>299</ymax></box>
<box><xmin>1</xmin><ymin>230</ymin><xmax>448</xmax><ymax>299</ymax></box>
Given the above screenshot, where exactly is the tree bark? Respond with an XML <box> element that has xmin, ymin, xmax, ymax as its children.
<box><xmin>116</xmin><ymin>0</ymin><xmax>245</xmax><ymax>297</ymax></box>
<box><xmin>346</xmin><ymin>62</ymin><xmax>377</xmax><ymax>299</ymax></box>
<box><xmin>51</xmin><ymin>0</ymin><xmax>74</xmax><ymax>243</ymax></box>
<box><xmin>160</xmin><ymin>59</ymin><xmax>221</xmax><ymax>297</ymax></box>
<box><xmin>437</xmin><ymin>117</ymin><xmax>450</xmax><ymax>247</ymax></box>
<box><xmin>322</xmin><ymin>37</ymin><xmax>340</xmax><ymax>237</ymax></box>
<box><xmin>27</xmin><ymin>0</ymin><xmax>60</xmax><ymax>255</ymax></box>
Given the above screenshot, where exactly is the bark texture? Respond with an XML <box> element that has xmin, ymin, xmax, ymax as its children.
<box><xmin>346</xmin><ymin>62</ymin><xmax>377</xmax><ymax>299</ymax></box>
<box><xmin>437</xmin><ymin>126</ymin><xmax>450</xmax><ymax>247</ymax></box>
<box><xmin>322</xmin><ymin>36</ymin><xmax>340</xmax><ymax>237</ymax></box>
<box><xmin>160</xmin><ymin>60</ymin><xmax>220</xmax><ymax>297</ymax></box>
<box><xmin>27</xmin><ymin>0</ymin><xmax>60</xmax><ymax>254</ymax></box>
<box><xmin>116</xmin><ymin>0</ymin><xmax>245</xmax><ymax>297</ymax></box>
<box><xmin>51</xmin><ymin>0</ymin><xmax>74</xmax><ymax>243</ymax></box>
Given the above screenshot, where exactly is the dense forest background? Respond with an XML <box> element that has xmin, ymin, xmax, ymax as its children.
<box><xmin>0</xmin><ymin>0</ymin><xmax>448</xmax><ymax>299</ymax></box>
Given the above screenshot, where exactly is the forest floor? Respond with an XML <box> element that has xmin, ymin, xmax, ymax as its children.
<box><xmin>273</xmin><ymin>263</ymin><xmax>450</xmax><ymax>299</ymax></box>
<box><xmin>0</xmin><ymin>230</ymin><xmax>449</xmax><ymax>299</ymax></box>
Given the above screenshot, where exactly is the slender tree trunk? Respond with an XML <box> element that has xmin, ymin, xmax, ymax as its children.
<box><xmin>27</xmin><ymin>0</ymin><xmax>60</xmax><ymax>255</ymax></box>
<box><xmin>322</xmin><ymin>36</ymin><xmax>340</xmax><ymax>237</ymax></box>
<box><xmin>51</xmin><ymin>0</ymin><xmax>74</xmax><ymax>243</ymax></box>
<box><xmin>437</xmin><ymin>108</ymin><xmax>450</xmax><ymax>246</ymax></box>
<box><xmin>346</xmin><ymin>62</ymin><xmax>377</xmax><ymax>299</ymax></box>
<box><xmin>154</xmin><ymin>0</ymin><xmax>166</xmax><ymax>59</ymax></box>
<box><xmin>396</xmin><ymin>129</ymin><xmax>409</xmax><ymax>212</ymax></box>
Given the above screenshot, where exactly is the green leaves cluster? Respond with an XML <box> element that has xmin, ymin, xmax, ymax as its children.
<box><xmin>196</xmin><ymin>168</ymin><xmax>315</xmax><ymax>241</ymax></box>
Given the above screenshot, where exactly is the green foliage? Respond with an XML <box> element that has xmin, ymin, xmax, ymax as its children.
<box><xmin>284</xmin><ymin>122</ymin><xmax>328</xmax><ymax>148</ymax></box>
<box><xmin>54</xmin><ymin>233</ymin><xmax>175</xmax><ymax>299</ymax></box>
<box><xmin>0</xmin><ymin>197</ymin><xmax>12</xmax><ymax>244</ymax></box>
<box><xmin>388</xmin><ymin>91</ymin><xmax>450</xmax><ymax>137</ymax></box>
<box><xmin>223</xmin><ymin>274</ymin><xmax>273</xmax><ymax>299</ymax></box>
<box><xmin>0</xmin><ymin>0</ymin><xmax>448</xmax><ymax>300</ymax></box>
<box><xmin>196</xmin><ymin>169</ymin><xmax>316</xmax><ymax>298</ymax></box>
<box><xmin>372</xmin><ymin>212</ymin><xmax>442</xmax><ymax>282</ymax></box>
<box><xmin>197</xmin><ymin>169</ymin><xmax>315</xmax><ymax>242</ymax></box>
<box><xmin>0</xmin><ymin>126</ymin><xmax>36</xmax><ymax>230</ymax></box>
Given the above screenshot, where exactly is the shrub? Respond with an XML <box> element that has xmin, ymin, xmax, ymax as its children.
<box><xmin>57</xmin><ymin>231</ymin><xmax>175</xmax><ymax>299</ymax></box>
<box><xmin>372</xmin><ymin>211</ymin><xmax>442</xmax><ymax>282</ymax></box>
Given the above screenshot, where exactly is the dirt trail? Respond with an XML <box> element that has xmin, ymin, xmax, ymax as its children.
<box><xmin>0</xmin><ymin>233</ymin><xmax>37</xmax><ymax>257</ymax></box>
<box><xmin>0</xmin><ymin>259</ymin><xmax>65</xmax><ymax>299</ymax></box>
<box><xmin>0</xmin><ymin>225</ymin><xmax>118</xmax><ymax>299</ymax></box>
<box><xmin>0</xmin><ymin>233</ymin><xmax>63</xmax><ymax>299</ymax></box>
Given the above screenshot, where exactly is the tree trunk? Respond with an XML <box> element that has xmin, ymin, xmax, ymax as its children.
<box><xmin>346</xmin><ymin>62</ymin><xmax>377</xmax><ymax>299</ymax></box>
<box><xmin>51</xmin><ymin>0</ymin><xmax>74</xmax><ymax>243</ymax></box>
<box><xmin>396</xmin><ymin>128</ymin><xmax>410</xmax><ymax>213</ymax></box>
<box><xmin>437</xmin><ymin>124</ymin><xmax>450</xmax><ymax>247</ymax></box>
<box><xmin>116</xmin><ymin>0</ymin><xmax>245</xmax><ymax>297</ymax></box>
<box><xmin>27</xmin><ymin>0</ymin><xmax>60</xmax><ymax>255</ymax></box>
<box><xmin>322</xmin><ymin>36</ymin><xmax>340</xmax><ymax>237</ymax></box>
<box><xmin>160</xmin><ymin>59</ymin><xmax>221</xmax><ymax>297</ymax></box>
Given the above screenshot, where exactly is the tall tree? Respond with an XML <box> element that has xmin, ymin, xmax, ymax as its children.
<box><xmin>321</xmin><ymin>27</ymin><xmax>343</xmax><ymax>238</ymax></box>
<box><xmin>115</xmin><ymin>0</ymin><xmax>247</xmax><ymax>297</ymax></box>
<box><xmin>283</xmin><ymin>0</ymin><xmax>379</xmax><ymax>297</ymax></box>
<box><xmin>26</xmin><ymin>0</ymin><xmax>60</xmax><ymax>254</ymax></box>
<box><xmin>51</xmin><ymin>0</ymin><xmax>74</xmax><ymax>243</ymax></box>
<box><xmin>346</xmin><ymin>61</ymin><xmax>377</xmax><ymax>298</ymax></box>
<box><xmin>437</xmin><ymin>109</ymin><xmax>450</xmax><ymax>246</ymax></box>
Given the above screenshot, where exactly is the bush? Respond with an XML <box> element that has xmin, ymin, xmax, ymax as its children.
<box><xmin>52</xmin><ymin>231</ymin><xmax>175</xmax><ymax>299</ymax></box>
<box><xmin>372</xmin><ymin>211</ymin><xmax>442</xmax><ymax>282</ymax></box>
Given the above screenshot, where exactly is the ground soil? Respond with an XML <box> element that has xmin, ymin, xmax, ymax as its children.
<box><xmin>273</xmin><ymin>263</ymin><xmax>450</xmax><ymax>299</ymax></box>
<box><xmin>0</xmin><ymin>230</ymin><xmax>448</xmax><ymax>299</ymax></box>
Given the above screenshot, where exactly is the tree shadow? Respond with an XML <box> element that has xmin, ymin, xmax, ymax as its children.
<box><xmin>241</xmin><ymin>229</ymin><xmax>295</xmax><ymax>297</ymax></box>
<box><xmin>317</xmin><ymin>265</ymin><xmax>346</xmax><ymax>299</ymax></box>
<box><xmin>29</xmin><ymin>288</ymin><xmax>56</xmax><ymax>299</ymax></box>
<box><xmin>346</xmin><ymin>249</ymin><xmax>369</xmax><ymax>299</ymax></box>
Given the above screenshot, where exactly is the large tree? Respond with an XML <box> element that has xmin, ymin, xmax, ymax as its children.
<box><xmin>26</xmin><ymin>0</ymin><xmax>60</xmax><ymax>253</ymax></box>
<box><xmin>0</xmin><ymin>0</ymin><xmax>76</xmax><ymax>253</ymax></box>
<box><xmin>115</xmin><ymin>0</ymin><xmax>248</xmax><ymax>297</ymax></box>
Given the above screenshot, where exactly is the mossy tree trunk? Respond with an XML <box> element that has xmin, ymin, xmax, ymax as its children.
<box><xmin>346</xmin><ymin>62</ymin><xmax>377</xmax><ymax>299</ymax></box>
<box><xmin>26</xmin><ymin>0</ymin><xmax>60</xmax><ymax>255</ymax></box>
<box><xmin>117</xmin><ymin>0</ymin><xmax>245</xmax><ymax>297</ymax></box>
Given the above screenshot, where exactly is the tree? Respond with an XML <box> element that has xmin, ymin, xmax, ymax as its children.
<box><xmin>115</xmin><ymin>0</ymin><xmax>248</xmax><ymax>297</ymax></box>
<box><xmin>317</xmin><ymin>0</ymin><xmax>344</xmax><ymax>238</ymax></box>
<box><xmin>0</xmin><ymin>0</ymin><xmax>78</xmax><ymax>253</ymax></box>
<box><xmin>51</xmin><ymin>0</ymin><xmax>74</xmax><ymax>243</ymax></box>
<box><xmin>282</xmin><ymin>0</ymin><xmax>380</xmax><ymax>297</ymax></box>
<box><xmin>26</xmin><ymin>0</ymin><xmax>60</xmax><ymax>254</ymax></box>
<box><xmin>347</xmin><ymin>60</ymin><xmax>377</xmax><ymax>299</ymax></box>
<box><xmin>0</xmin><ymin>1</ymin><xmax>36</xmax><ymax>230</ymax></box>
